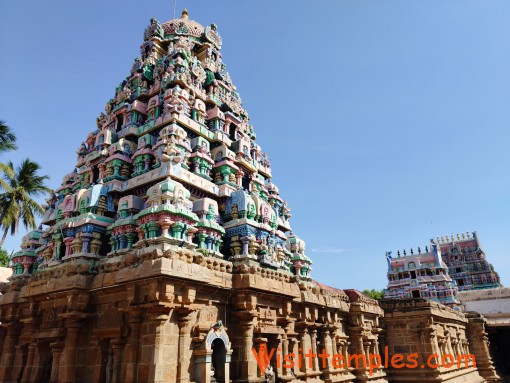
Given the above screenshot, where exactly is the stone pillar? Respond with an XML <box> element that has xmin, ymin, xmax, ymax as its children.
<box><xmin>160</xmin><ymin>222</ymin><xmax>171</xmax><ymax>238</ymax></box>
<box><xmin>343</xmin><ymin>341</ymin><xmax>350</xmax><ymax>373</ymax></box>
<box><xmin>98</xmin><ymin>163</ymin><xmax>106</xmax><ymax>180</ymax></box>
<box><xmin>363</xmin><ymin>340</ymin><xmax>371</xmax><ymax>365</ymax></box>
<box><xmin>126</xmin><ymin>233</ymin><xmax>137</xmax><ymax>249</ymax></box>
<box><xmin>240</xmin><ymin>319</ymin><xmax>257</xmax><ymax>380</ymax></box>
<box><xmin>118</xmin><ymin>234</ymin><xmax>127</xmax><ymax>250</ymax></box>
<box><xmin>235</xmin><ymin>171</ymin><xmax>243</xmax><ymax>187</ymax></box>
<box><xmin>21</xmin><ymin>343</ymin><xmax>37</xmax><ymax>383</ymax></box>
<box><xmin>288</xmin><ymin>337</ymin><xmax>300</xmax><ymax>374</ymax></box>
<box><xmin>58</xmin><ymin>322</ymin><xmax>81</xmax><ymax>383</ymax></box>
<box><xmin>240</xmin><ymin>236</ymin><xmax>250</xmax><ymax>256</ymax></box>
<box><xmin>110</xmin><ymin>236</ymin><xmax>118</xmax><ymax>252</ymax></box>
<box><xmin>121</xmin><ymin>310</ymin><xmax>142</xmax><ymax>383</ymax></box>
<box><xmin>320</xmin><ymin>329</ymin><xmax>333</xmax><ymax>372</ymax></box>
<box><xmin>81</xmin><ymin>232</ymin><xmax>92</xmax><ymax>253</ymax></box>
<box><xmin>0</xmin><ymin>322</ymin><xmax>21</xmax><ymax>382</ymax></box>
<box><xmin>111</xmin><ymin>339</ymin><xmax>125</xmax><ymax>383</ymax></box>
<box><xmin>298</xmin><ymin>328</ymin><xmax>309</xmax><ymax>374</ymax></box>
<box><xmin>177</xmin><ymin>311</ymin><xmax>193</xmax><ymax>383</ymax></box>
<box><xmin>12</xmin><ymin>344</ymin><xmax>29</xmax><ymax>383</ymax></box>
<box><xmin>50</xmin><ymin>342</ymin><xmax>64</xmax><ymax>383</ymax></box>
<box><xmin>23</xmin><ymin>261</ymin><xmax>31</xmax><ymax>275</ymax></box>
<box><xmin>63</xmin><ymin>237</ymin><xmax>74</xmax><ymax>256</ymax></box>
<box><xmin>465</xmin><ymin>312</ymin><xmax>502</xmax><ymax>382</ymax></box>
<box><xmin>310</xmin><ymin>329</ymin><xmax>320</xmax><ymax>372</ymax></box>
<box><xmin>281</xmin><ymin>335</ymin><xmax>291</xmax><ymax>377</ymax></box>
<box><xmin>273</xmin><ymin>335</ymin><xmax>283</xmax><ymax>378</ymax></box>
<box><xmin>0</xmin><ymin>327</ymin><xmax>5</xmax><ymax>352</ymax></box>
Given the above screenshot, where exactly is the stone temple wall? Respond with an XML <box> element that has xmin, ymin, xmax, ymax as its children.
<box><xmin>380</xmin><ymin>298</ymin><xmax>500</xmax><ymax>383</ymax></box>
<box><xmin>0</xmin><ymin>247</ymin><xmax>500</xmax><ymax>383</ymax></box>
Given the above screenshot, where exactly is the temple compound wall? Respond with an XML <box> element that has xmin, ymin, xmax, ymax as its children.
<box><xmin>380</xmin><ymin>299</ymin><xmax>501</xmax><ymax>383</ymax></box>
<box><xmin>0</xmin><ymin>248</ymin><xmax>389</xmax><ymax>383</ymax></box>
<box><xmin>0</xmin><ymin>249</ymin><xmax>500</xmax><ymax>383</ymax></box>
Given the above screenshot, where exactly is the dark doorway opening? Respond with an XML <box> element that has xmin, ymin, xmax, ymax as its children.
<box><xmin>411</xmin><ymin>290</ymin><xmax>420</xmax><ymax>298</ymax></box>
<box><xmin>488</xmin><ymin>327</ymin><xmax>510</xmax><ymax>381</ymax></box>
<box><xmin>410</xmin><ymin>271</ymin><xmax>416</xmax><ymax>279</ymax></box>
<box><xmin>211</xmin><ymin>338</ymin><xmax>226</xmax><ymax>383</ymax></box>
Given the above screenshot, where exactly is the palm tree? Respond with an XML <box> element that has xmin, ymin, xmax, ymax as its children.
<box><xmin>0</xmin><ymin>120</ymin><xmax>16</xmax><ymax>180</ymax></box>
<box><xmin>0</xmin><ymin>121</ymin><xmax>16</xmax><ymax>153</ymax></box>
<box><xmin>0</xmin><ymin>159</ymin><xmax>50</xmax><ymax>248</ymax></box>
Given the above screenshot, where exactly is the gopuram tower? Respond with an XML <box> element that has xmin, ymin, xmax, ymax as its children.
<box><xmin>0</xmin><ymin>10</ymin><xmax>500</xmax><ymax>383</ymax></box>
<box><xmin>0</xmin><ymin>10</ymin><xmax>385</xmax><ymax>383</ymax></box>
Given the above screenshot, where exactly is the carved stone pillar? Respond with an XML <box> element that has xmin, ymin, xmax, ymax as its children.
<box><xmin>177</xmin><ymin>310</ymin><xmax>194</xmax><ymax>383</ymax></box>
<box><xmin>363</xmin><ymin>340</ymin><xmax>371</xmax><ymax>364</ymax></box>
<box><xmin>240</xmin><ymin>319</ymin><xmax>257</xmax><ymax>380</ymax></box>
<box><xmin>50</xmin><ymin>342</ymin><xmax>64</xmax><ymax>383</ymax></box>
<box><xmin>63</xmin><ymin>237</ymin><xmax>74</xmax><ymax>257</ymax></box>
<box><xmin>81</xmin><ymin>232</ymin><xmax>92</xmax><ymax>253</ymax></box>
<box><xmin>298</xmin><ymin>328</ymin><xmax>309</xmax><ymax>374</ymax></box>
<box><xmin>142</xmin><ymin>310</ymin><xmax>172</xmax><ymax>383</ymax></box>
<box><xmin>310</xmin><ymin>329</ymin><xmax>320</xmax><ymax>372</ymax></box>
<box><xmin>240</xmin><ymin>236</ymin><xmax>250</xmax><ymax>256</ymax></box>
<box><xmin>343</xmin><ymin>341</ymin><xmax>350</xmax><ymax>373</ymax></box>
<box><xmin>58</xmin><ymin>322</ymin><xmax>81</xmax><ymax>383</ymax></box>
<box><xmin>465</xmin><ymin>312</ymin><xmax>502</xmax><ymax>382</ymax></box>
<box><xmin>160</xmin><ymin>222</ymin><xmax>171</xmax><ymax>238</ymax></box>
<box><xmin>20</xmin><ymin>343</ymin><xmax>37</xmax><ymax>383</ymax></box>
<box><xmin>281</xmin><ymin>335</ymin><xmax>290</xmax><ymax>377</ymax></box>
<box><xmin>111</xmin><ymin>339</ymin><xmax>125</xmax><ymax>383</ymax></box>
<box><xmin>0</xmin><ymin>322</ymin><xmax>21</xmax><ymax>382</ymax></box>
<box><xmin>12</xmin><ymin>344</ymin><xmax>29</xmax><ymax>383</ymax></box>
<box><xmin>319</xmin><ymin>328</ymin><xmax>333</xmax><ymax>372</ymax></box>
<box><xmin>121</xmin><ymin>310</ymin><xmax>142</xmax><ymax>383</ymax></box>
<box><xmin>288</xmin><ymin>336</ymin><xmax>300</xmax><ymax>375</ymax></box>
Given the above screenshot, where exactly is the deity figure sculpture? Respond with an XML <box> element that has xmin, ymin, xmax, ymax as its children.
<box><xmin>131</xmin><ymin>57</ymin><xmax>142</xmax><ymax>74</ymax></box>
<box><xmin>144</xmin><ymin>18</ymin><xmax>164</xmax><ymax>41</ymax></box>
<box><xmin>161</xmin><ymin>136</ymin><xmax>182</xmax><ymax>165</ymax></box>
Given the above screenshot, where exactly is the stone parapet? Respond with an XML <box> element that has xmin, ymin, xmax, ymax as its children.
<box><xmin>380</xmin><ymin>298</ymin><xmax>489</xmax><ymax>383</ymax></box>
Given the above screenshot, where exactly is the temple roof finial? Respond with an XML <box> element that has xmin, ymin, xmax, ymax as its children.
<box><xmin>181</xmin><ymin>8</ymin><xmax>189</xmax><ymax>20</ymax></box>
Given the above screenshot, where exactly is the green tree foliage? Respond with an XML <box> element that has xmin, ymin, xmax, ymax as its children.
<box><xmin>0</xmin><ymin>121</ymin><xmax>16</xmax><ymax>153</ymax></box>
<box><xmin>0</xmin><ymin>120</ymin><xmax>16</xmax><ymax>179</ymax></box>
<box><xmin>362</xmin><ymin>288</ymin><xmax>385</xmax><ymax>300</ymax></box>
<box><xmin>0</xmin><ymin>159</ymin><xmax>50</xmax><ymax>248</ymax></box>
<box><xmin>0</xmin><ymin>249</ymin><xmax>9</xmax><ymax>267</ymax></box>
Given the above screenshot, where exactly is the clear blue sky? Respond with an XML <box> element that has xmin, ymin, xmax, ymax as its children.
<box><xmin>1</xmin><ymin>1</ymin><xmax>509</xmax><ymax>291</ymax></box>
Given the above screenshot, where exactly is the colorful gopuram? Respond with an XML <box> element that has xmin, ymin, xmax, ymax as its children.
<box><xmin>436</xmin><ymin>232</ymin><xmax>501</xmax><ymax>291</ymax></box>
<box><xmin>0</xmin><ymin>9</ymin><xmax>500</xmax><ymax>383</ymax></box>
<box><xmin>384</xmin><ymin>240</ymin><xmax>460</xmax><ymax>306</ymax></box>
<box><xmin>8</xmin><ymin>9</ymin><xmax>308</xmax><ymax>280</ymax></box>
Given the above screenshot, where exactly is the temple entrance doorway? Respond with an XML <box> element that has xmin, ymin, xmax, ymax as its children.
<box><xmin>194</xmin><ymin>322</ymin><xmax>232</xmax><ymax>383</ymax></box>
<box><xmin>211</xmin><ymin>338</ymin><xmax>226</xmax><ymax>383</ymax></box>
<box><xmin>488</xmin><ymin>326</ymin><xmax>510</xmax><ymax>382</ymax></box>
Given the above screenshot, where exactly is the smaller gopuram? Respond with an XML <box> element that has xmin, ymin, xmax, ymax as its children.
<box><xmin>436</xmin><ymin>232</ymin><xmax>501</xmax><ymax>291</ymax></box>
<box><xmin>384</xmin><ymin>241</ymin><xmax>460</xmax><ymax>306</ymax></box>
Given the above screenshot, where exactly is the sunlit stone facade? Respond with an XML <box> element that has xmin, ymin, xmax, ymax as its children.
<box><xmin>0</xmin><ymin>10</ymin><xmax>499</xmax><ymax>383</ymax></box>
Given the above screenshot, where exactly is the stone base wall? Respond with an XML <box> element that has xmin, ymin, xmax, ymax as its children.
<box><xmin>380</xmin><ymin>298</ymin><xmax>497</xmax><ymax>383</ymax></box>
<box><xmin>0</xmin><ymin>248</ymin><xmax>500</xmax><ymax>383</ymax></box>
